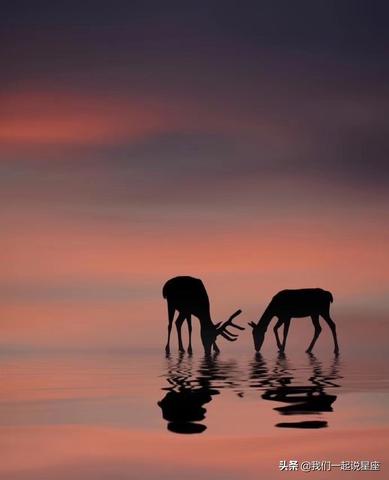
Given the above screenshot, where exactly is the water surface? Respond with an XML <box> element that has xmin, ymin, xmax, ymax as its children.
<box><xmin>0</xmin><ymin>348</ymin><xmax>388</xmax><ymax>479</ymax></box>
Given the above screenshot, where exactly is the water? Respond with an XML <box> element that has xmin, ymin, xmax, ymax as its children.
<box><xmin>0</xmin><ymin>349</ymin><xmax>388</xmax><ymax>479</ymax></box>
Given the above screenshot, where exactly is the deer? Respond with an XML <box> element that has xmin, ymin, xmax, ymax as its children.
<box><xmin>162</xmin><ymin>276</ymin><xmax>244</xmax><ymax>355</ymax></box>
<box><xmin>248</xmin><ymin>288</ymin><xmax>339</xmax><ymax>355</ymax></box>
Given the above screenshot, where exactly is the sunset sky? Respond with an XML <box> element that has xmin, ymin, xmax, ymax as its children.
<box><xmin>1</xmin><ymin>1</ymin><xmax>388</xmax><ymax>350</ymax></box>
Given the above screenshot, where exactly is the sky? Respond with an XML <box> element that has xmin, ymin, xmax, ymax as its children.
<box><xmin>1</xmin><ymin>1</ymin><xmax>389</xmax><ymax>349</ymax></box>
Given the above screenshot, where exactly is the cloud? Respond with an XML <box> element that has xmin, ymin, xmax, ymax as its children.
<box><xmin>0</xmin><ymin>91</ymin><xmax>181</xmax><ymax>145</ymax></box>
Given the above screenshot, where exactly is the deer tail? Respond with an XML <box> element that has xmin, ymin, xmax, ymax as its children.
<box><xmin>327</xmin><ymin>291</ymin><xmax>334</xmax><ymax>303</ymax></box>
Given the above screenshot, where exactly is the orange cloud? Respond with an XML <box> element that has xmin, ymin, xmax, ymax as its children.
<box><xmin>0</xmin><ymin>89</ymin><xmax>302</xmax><ymax>152</ymax></box>
<box><xmin>0</xmin><ymin>91</ymin><xmax>179</xmax><ymax>145</ymax></box>
<box><xmin>3</xmin><ymin>210</ymin><xmax>388</xmax><ymax>285</ymax></box>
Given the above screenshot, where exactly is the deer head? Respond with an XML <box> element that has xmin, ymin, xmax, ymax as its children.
<box><xmin>201</xmin><ymin>309</ymin><xmax>244</xmax><ymax>355</ymax></box>
<box><xmin>248</xmin><ymin>321</ymin><xmax>266</xmax><ymax>352</ymax></box>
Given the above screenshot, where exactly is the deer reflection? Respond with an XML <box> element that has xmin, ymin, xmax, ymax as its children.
<box><xmin>158</xmin><ymin>353</ymin><xmax>240</xmax><ymax>434</ymax></box>
<box><xmin>250</xmin><ymin>353</ymin><xmax>341</xmax><ymax>429</ymax></box>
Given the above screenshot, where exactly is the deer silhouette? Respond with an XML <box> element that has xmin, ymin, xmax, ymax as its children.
<box><xmin>162</xmin><ymin>276</ymin><xmax>244</xmax><ymax>355</ymax></box>
<box><xmin>248</xmin><ymin>288</ymin><xmax>339</xmax><ymax>354</ymax></box>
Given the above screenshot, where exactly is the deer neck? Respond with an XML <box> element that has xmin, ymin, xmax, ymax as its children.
<box><xmin>198</xmin><ymin>312</ymin><xmax>215</xmax><ymax>331</ymax></box>
<box><xmin>257</xmin><ymin>305</ymin><xmax>274</xmax><ymax>331</ymax></box>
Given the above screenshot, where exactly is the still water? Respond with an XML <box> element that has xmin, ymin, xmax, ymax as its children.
<box><xmin>0</xmin><ymin>348</ymin><xmax>388</xmax><ymax>479</ymax></box>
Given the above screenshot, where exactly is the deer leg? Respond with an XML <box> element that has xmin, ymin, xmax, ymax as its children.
<box><xmin>273</xmin><ymin>318</ymin><xmax>284</xmax><ymax>351</ymax></box>
<box><xmin>165</xmin><ymin>302</ymin><xmax>175</xmax><ymax>354</ymax></box>
<box><xmin>280</xmin><ymin>318</ymin><xmax>291</xmax><ymax>353</ymax></box>
<box><xmin>321</xmin><ymin>314</ymin><xmax>339</xmax><ymax>355</ymax></box>
<box><xmin>187</xmin><ymin>315</ymin><xmax>193</xmax><ymax>354</ymax></box>
<box><xmin>175</xmin><ymin>313</ymin><xmax>186</xmax><ymax>353</ymax></box>
<box><xmin>306</xmin><ymin>315</ymin><xmax>322</xmax><ymax>353</ymax></box>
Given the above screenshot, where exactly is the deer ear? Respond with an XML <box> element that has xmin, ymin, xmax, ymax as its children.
<box><xmin>248</xmin><ymin>321</ymin><xmax>256</xmax><ymax>328</ymax></box>
<box><xmin>214</xmin><ymin>322</ymin><xmax>222</xmax><ymax>329</ymax></box>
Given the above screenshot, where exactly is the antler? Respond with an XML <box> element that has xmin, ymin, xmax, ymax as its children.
<box><xmin>216</xmin><ymin>309</ymin><xmax>244</xmax><ymax>341</ymax></box>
